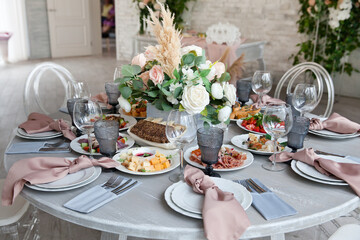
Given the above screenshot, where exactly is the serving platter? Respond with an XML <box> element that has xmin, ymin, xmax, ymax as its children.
<box><xmin>184</xmin><ymin>144</ymin><xmax>253</xmax><ymax>171</ymax></box>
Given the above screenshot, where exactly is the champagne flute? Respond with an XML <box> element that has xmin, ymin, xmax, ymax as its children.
<box><xmin>262</xmin><ymin>103</ymin><xmax>293</xmax><ymax>171</ymax></box>
<box><xmin>251</xmin><ymin>71</ymin><xmax>273</xmax><ymax>109</ymax></box>
<box><xmin>292</xmin><ymin>84</ymin><xmax>318</xmax><ymax>117</ymax></box>
<box><xmin>166</xmin><ymin>110</ymin><xmax>197</xmax><ymax>182</ymax></box>
<box><xmin>73</xmin><ymin>99</ymin><xmax>102</xmax><ymax>158</ymax></box>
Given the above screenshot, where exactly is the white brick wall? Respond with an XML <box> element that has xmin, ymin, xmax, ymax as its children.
<box><xmin>115</xmin><ymin>0</ymin><xmax>302</xmax><ymax>81</ymax></box>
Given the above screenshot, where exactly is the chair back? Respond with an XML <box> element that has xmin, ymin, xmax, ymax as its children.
<box><xmin>23</xmin><ymin>62</ymin><xmax>77</xmax><ymax>116</ymax></box>
<box><xmin>274</xmin><ymin>62</ymin><xmax>334</xmax><ymax>118</ymax></box>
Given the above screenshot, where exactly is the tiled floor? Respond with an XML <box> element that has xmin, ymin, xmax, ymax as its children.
<box><xmin>1</xmin><ymin>51</ymin><xmax>359</xmax><ymax>239</ymax></box>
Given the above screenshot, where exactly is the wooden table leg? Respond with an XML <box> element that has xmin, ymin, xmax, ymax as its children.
<box><xmin>100</xmin><ymin>231</ymin><xmax>127</xmax><ymax>240</ymax></box>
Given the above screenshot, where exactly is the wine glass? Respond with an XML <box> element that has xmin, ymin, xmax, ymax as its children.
<box><xmin>113</xmin><ymin>67</ymin><xmax>122</xmax><ymax>81</ymax></box>
<box><xmin>251</xmin><ymin>71</ymin><xmax>273</xmax><ymax>109</ymax></box>
<box><xmin>105</xmin><ymin>82</ymin><xmax>120</xmax><ymax>114</ymax></box>
<box><xmin>166</xmin><ymin>110</ymin><xmax>197</xmax><ymax>182</ymax></box>
<box><xmin>262</xmin><ymin>103</ymin><xmax>293</xmax><ymax>171</ymax></box>
<box><xmin>73</xmin><ymin>99</ymin><xmax>102</xmax><ymax>158</ymax></box>
<box><xmin>236</xmin><ymin>79</ymin><xmax>252</xmax><ymax>106</ymax></box>
<box><xmin>68</xmin><ymin>81</ymin><xmax>91</xmax><ymax>99</ymax></box>
<box><xmin>197</xmin><ymin>127</ymin><xmax>224</xmax><ymax>178</ymax></box>
<box><xmin>292</xmin><ymin>84</ymin><xmax>318</xmax><ymax>117</ymax></box>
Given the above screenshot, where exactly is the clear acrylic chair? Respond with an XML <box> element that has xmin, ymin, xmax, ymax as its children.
<box><xmin>328</xmin><ymin>224</ymin><xmax>360</xmax><ymax>240</ymax></box>
<box><xmin>274</xmin><ymin>62</ymin><xmax>334</xmax><ymax>118</ymax></box>
<box><xmin>23</xmin><ymin>62</ymin><xmax>79</xmax><ymax>116</ymax></box>
<box><xmin>0</xmin><ymin>179</ymin><xmax>40</xmax><ymax>240</ymax></box>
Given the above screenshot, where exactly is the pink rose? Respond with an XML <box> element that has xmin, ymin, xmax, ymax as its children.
<box><xmin>149</xmin><ymin>65</ymin><xmax>164</xmax><ymax>85</ymax></box>
<box><xmin>144</xmin><ymin>49</ymin><xmax>155</xmax><ymax>61</ymax></box>
<box><xmin>213</xmin><ymin>62</ymin><xmax>226</xmax><ymax>78</ymax></box>
<box><xmin>131</xmin><ymin>53</ymin><xmax>146</xmax><ymax>69</ymax></box>
<box><xmin>139</xmin><ymin>71</ymin><xmax>150</xmax><ymax>88</ymax></box>
<box><xmin>308</xmin><ymin>0</ymin><xmax>315</xmax><ymax>6</ymax></box>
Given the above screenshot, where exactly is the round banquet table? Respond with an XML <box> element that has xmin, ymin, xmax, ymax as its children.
<box><xmin>4</xmin><ymin>117</ymin><xmax>360</xmax><ymax>240</ymax></box>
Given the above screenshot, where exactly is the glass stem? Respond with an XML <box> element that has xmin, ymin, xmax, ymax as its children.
<box><xmin>273</xmin><ymin>138</ymin><xmax>278</xmax><ymax>166</ymax></box>
<box><xmin>88</xmin><ymin>130</ymin><xmax>93</xmax><ymax>159</ymax></box>
<box><xmin>258</xmin><ymin>93</ymin><xmax>263</xmax><ymax>109</ymax></box>
<box><xmin>179</xmin><ymin>144</ymin><xmax>184</xmax><ymax>175</ymax></box>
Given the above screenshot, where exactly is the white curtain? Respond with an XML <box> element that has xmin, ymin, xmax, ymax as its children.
<box><xmin>0</xmin><ymin>0</ymin><xmax>28</xmax><ymax>62</ymax></box>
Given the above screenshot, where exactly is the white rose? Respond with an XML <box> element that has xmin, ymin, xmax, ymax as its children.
<box><xmin>211</xmin><ymin>82</ymin><xmax>223</xmax><ymax>99</ymax></box>
<box><xmin>218</xmin><ymin>106</ymin><xmax>232</xmax><ymax>122</ymax></box>
<box><xmin>118</xmin><ymin>96</ymin><xmax>131</xmax><ymax>113</ymax></box>
<box><xmin>222</xmin><ymin>82</ymin><xmax>236</xmax><ymax>106</ymax></box>
<box><xmin>138</xmin><ymin>2</ymin><xmax>145</xmax><ymax>9</ymax></box>
<box><xmin>181</xmin><ymin>45</ymin><xmax>203</xmax><ymax>57</ymax></box>
<box><xmin>180</xmin><ymin>85</ymin><xmax>210</xmax><ymax>115</ymax></box>
<box><xmin>199</xmin><ymin>60</ymin><xmax>216</xmax><ymax>81</ymax></box>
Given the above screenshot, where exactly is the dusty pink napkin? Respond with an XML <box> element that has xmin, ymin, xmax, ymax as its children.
<box><xmin>19</xmin><ymin>113</ymin><xmax>75</xmax><ymax>140</ymax></box>
<box><xmin>250</xmin><ymin>94</ymin><xmax>285</xmax><ymax>108</ymax></box>
<box><xmin>184</xmin><ymin>165</ymin><xmax>250</xmax><ymax>240</ymax></box>
<box><xmin>309</xmin><ymin>112</ymin><xmax>360</xmax><ymax>134</ymax></box>
<box><xmin>270</xmin><ymin>148</ymin><xmax>360</xmax><ymax>196</ymax></box>
<box><xmin>91</xmin><ymin>92</ymin><xmax>112</xmax><ymax>109</ymax></box>
<box><xmin>2</xmin><ymin>155</ymin><xmax>120</xmax><ymax>206</ymax></box>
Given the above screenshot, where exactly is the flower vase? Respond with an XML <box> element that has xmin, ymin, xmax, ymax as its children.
<box><xmin>146</xmin><ymin>103</ymin><xmax>172</xmax><ymax>120</ymax></box>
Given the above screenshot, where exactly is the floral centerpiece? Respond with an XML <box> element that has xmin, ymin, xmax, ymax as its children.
<box><xmin>116</xmin><ymin>3</ymin><xmax>236</xmax><ymax>126</ymax></box>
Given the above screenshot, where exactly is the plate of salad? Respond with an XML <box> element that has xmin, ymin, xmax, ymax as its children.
<box><xmin>103</xmin><ymin>114</ymin><xmax>137</xmax><ymax>131</ymax></box>
<box><xmin>70</xmin><ymin>133</ymin><xmax>135</xmax><ymax>156</ymax></box>
<box><xmin>236</xmin><ymin>113</ymin><xmax>267</xmax><ymax>134</ymax></box>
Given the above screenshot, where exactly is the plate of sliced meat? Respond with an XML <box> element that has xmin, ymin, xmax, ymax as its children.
<box><xmin>184</xmin><ymin>144</ymin><xmax>254</xmax><ymax>171</ymax></box>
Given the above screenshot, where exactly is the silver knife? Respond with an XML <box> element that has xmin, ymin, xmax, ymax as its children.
<box><xmin>39</xmin><ymin>147</ymin><xmax>70</xmax><ymax>152</ymax></box>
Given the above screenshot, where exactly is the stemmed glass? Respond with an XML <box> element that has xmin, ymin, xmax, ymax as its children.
<box><xmin>113</xmin><ymin>67</ymin><xmax>122</xmax><ymax>81</ymax></box>
<box><xmin>287</xmin><ymin>116</ymin><xmax>310</xmax><ymax>153</ymax></box>
<box><xmin>197</xmin><ymin>127</ymin><xmax>224</xmax><ymax>178</ymax></box>
<box><xmin>262</xmin><ymin>103</ymin><xmax>293</xmax><ymax>171</ymax></box>
<box><xmin>292</xmin><ymin>84</ymin><xmax>318</xmax><ymax>117</ymax></box>
<box><xmin>251</xmin><ymin>71</ymin><xmax>273</xmax><ymax>109</ymax></box>
<box><xmin>69</xmin><ymin>81</ymin><xmax>91</xmax><ymax>99</ymax></box>
<box><xmin>73</xmin><ymin>99</ymin><xmax>102</xmax><ymax>158</ymax></box>
<box><xmin>166</xmin><ymin>110</ymin><xmax>197</xmax><ymax>182</ymax></box>
<box><xmin>236</xmin><ymin>79</ymin><xmax>252</xmax><ymax>106</ymax></box>
<box><xmin>105</xmin><ymin>82</ymin><xmax>120</xmax><ymax>114</ymax></box>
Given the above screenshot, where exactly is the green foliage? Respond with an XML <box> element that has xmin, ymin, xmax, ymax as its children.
<box><xmin>292</xmin><ymin>0</ymin><xmax>360</xmax><ymax>76</ymax></box>
<box><xmin>133</xmin><ymin>0</ymin><xmax>196</xmax><ymax>33</ymax></box>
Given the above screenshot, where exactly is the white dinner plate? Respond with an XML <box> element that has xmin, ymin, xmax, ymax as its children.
<box><xmin>164</xmin><ymin>181</ymin><xmax>202</xmax><ymax>219</ymax></box>
<box><xmin>127</xmin><ymin>126</ymin><xmax>177</xmax><ymax>150</ymax></box>
<box><xmin>171</xmin><ymin>178</ymin><xmax>252</xmax><ymax>215</ymax></box>
<box><xmin>165</xmin><ymin>178</ymin><xmax>252</xmax><ymax>219</ymax></box>
<box><xmin>290</xmin><ymin>160</ymin><xmax>348</xmax><ymax>186</ymax></box>
<box><xmin>231</xmin><ymin>134</ymin><xmax>289</xmax><ymax>156</ymax></box>
<box><xmin>25</xmin><ymin>159</ymin><xmax>102</xmax><ymax>192</ymax></box>
<box><xmin>236</xmin><ymin>119</ymin><xmax>266</xmax><ymax>135</ymax></box>
<box><xmin>35</xmin><ymin>165</ymin><xmax>96</xmax><ymax>189</ymax></box>
<box><xmin>184</xmin><ymin>144</ymin><xmax>253</xmax><ymax>171</ymax></box>
<box><xmin>295</xmin><ymin>155</ymin><xmax>359</xmax><ymax>183</ymax></box>
<box><xmin>104</xmin><ymin>114</ymin><xmax>137</xmax><ymax>131</ymax></box>
<box><xmin>70</xmin><ymin>133</ymin><xmax>134</xmax><ymax>156</ymax></box>
<box><xmin>113</xmin><ymin>147</ymin><xmax>180</xmax><ymax>175</ymax></box>
<box><xmin>16</xmin><ymin>128</ymin><xmax>62</xmax><ymax>140</ymax></box>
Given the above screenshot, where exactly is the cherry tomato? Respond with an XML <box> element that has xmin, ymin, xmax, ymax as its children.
<box><xmin>97</xmin><ymin>148</ymin><xmax>100</xmax><ymax>153</ymax></box>
<box><xmin>246</xmin><ymin>124</ymin><xmax>255</xmax><ymax>131</ymax></box>
<box><xmin>83</xmin><ymin>146</ymin><xmax>89</xmax><ymax>152</ymax></box>
<box><xmin>254</xmin><ymin>126</ymin><xmax>260</xmax><ymax>132</ymax></box>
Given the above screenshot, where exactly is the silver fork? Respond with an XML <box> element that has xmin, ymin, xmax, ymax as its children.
<box><xmin>239</xmin><ymin>180</ymin><xmax>253</xmax><ymax>193</ymax></box>
<box><xmin>113</xmin><ymin>180</ymin><xmax>138</xmax><ymax>195</ymax></box>
<box><xmin>44</xmin><ymin>140</ymin><xmax>65</xmax><ymax>148</ymax></box>
<box><xmin>101</xmin><ymin>175</ymin><xmax>118</xmax><ymax>188</ymax></box>
<box><xmin>104</xmin><ymin>176</ymin><xmax>124</xmax><ymax>189</ymax></box>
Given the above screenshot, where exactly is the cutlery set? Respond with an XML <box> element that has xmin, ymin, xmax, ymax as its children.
<box><xmin>240</xmin><ymin>179</ymin><xmax>266</xmax><ymax>193</ymax></box>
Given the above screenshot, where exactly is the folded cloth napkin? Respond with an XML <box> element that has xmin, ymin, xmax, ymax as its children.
<box><xmin>2</xmin><ymin>155</ymin><xmax>119</xmax><ymax>206</ymax></box>
<box><xmin>309</xmin><ymin>112</ymin><xmax>360</xmax><ymax>134</ymax></box>
<box><xmin>91</xmin><ymin>92</ymin><xmax>112</xmax><ymax>109</ymax></box>
<box><xmin>184</xmin><ymin>165</ymin><xmax>250</xmax><ymax>240</ymax></box>
<box><xmin>234</xmin><ymin>179</ymin><xmax>297</xmax><ymax>220</ymax></box>
<box><xmin>250</xmin><ymin>94</ymin><xmax>285</xmax><ymax>108</ymax></box>
<box><xmin>270</xmin><ymin>148</ymin><xmax>360</xmax><ymax>196</ymax></box>
<box><xmin>64</xmin><ymin>178</ymin><xmax>139</xmax><ymax>213</ymax></box>
<box><xmin>5</xmin><ymin>142</ymin><xmax>70</xmax><ymax>154</ymax></box>
<box><xmin>19</xmin><ymin>113</ymin><xmax>75</xmax><ymax>140</ymax></box>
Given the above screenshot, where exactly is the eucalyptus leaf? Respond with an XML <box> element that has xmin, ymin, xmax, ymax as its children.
<box><xmin>200</xmin><ymin>69</ymin><xmax>211</xmax><ymax>77</ymax></box>
<box><xmin>161</xmin><ymin>101</ymin><xmax>173</xmax><ymax>111</ymax></box>
<box><xmin>201</xmin><ymin>77</ymin><xmax>211</xmax><ymax>92</ymax></box>
<box><xmin>121</xmin><ymin>65</ymin><xmax>135</xmax><ymax>77</ymax></box>
<box><xmin>173</xmin><ymin>87</ymin><xmax>182</xmax><ymax>98</ymax></box>
<box><xmin>132</xmin><ymin>80</ymin><xmax>143</xmax><ymax>90</ymax></box>
<box><xmin>182</xmin><ymin>53</ymin><xmax>195</xmax><ymax>65</ymax></box>
<box><xmin>119</xmin><ymin>86</ymin><xmax>132</xmax><ymax>99</ymax></box>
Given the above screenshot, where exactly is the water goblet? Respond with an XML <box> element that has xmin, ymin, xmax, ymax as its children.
<box><xmin>292</xmin><ymin>84</ymin><xmax>318</xmax><ymax>117</ymax></box>
<box><xmin>236</xmin><ymin>79</ymin><xmax>252</xmax><ymax>106</ymax></box>
<box><xmin>197</xmin><ymin>127</ymin><xmax>224</xmax><ymax>178</ymax></box>
<box><xmin>287</xmin><ymin>116</ymin><xmax>310</xmax><ymax>153</ymax></box>
<box><xmin>73</xmin><ymin>99</ymin><xmax>102</xmax><ymax>158</ymax></box>
<box><xmin>94</xmin><ymin>120</ymin><xmax>119</xmax><ymax>157</ymax></box>
<box><xmin>67</xmin><ymin>98</ymin><xmax>87</xmax><ymax>136</ymax></box>
<box><xmin>166</xmin><ymin>110</ymin><xmax>197</xmax><ymax>182</ymax></box>
<box><xmin>251</xmin><ymin>71</ymin><xmax>273</xmax><ymax>109</ymax></box>
<box><xmin>105</xmin><ymin>82</ymin><xmax>121</xmax><ymax>114</ymax></box>
<box><xmin>262</xmin><ymin>103</ymin><xmax>293</xmax><ymax>171</ymax></box>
